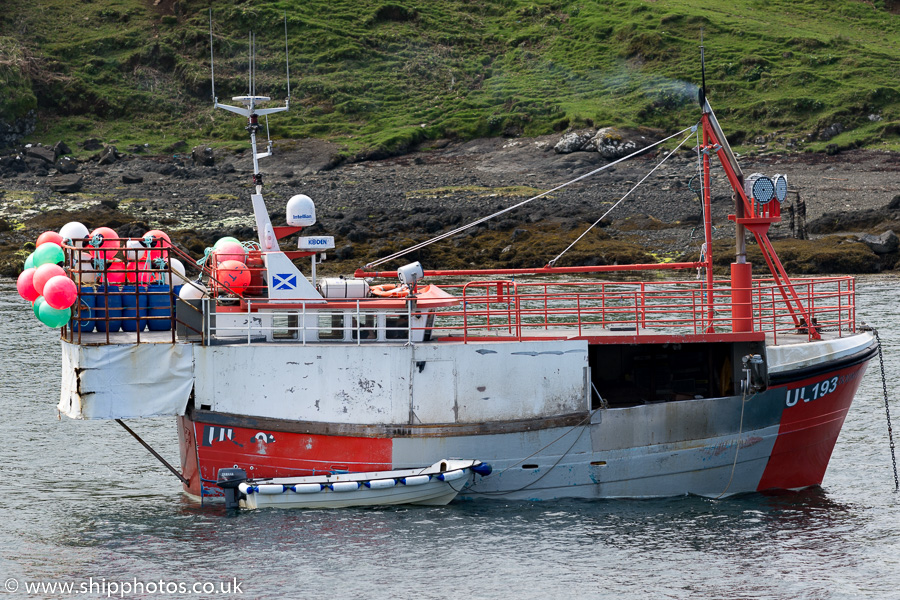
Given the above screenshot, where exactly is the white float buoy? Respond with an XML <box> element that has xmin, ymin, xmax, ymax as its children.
<box><xmin>178</xmin><ymin>281</ymin><xmax>207</xmax><ymax>300</ymax></box>
<box><xmin>437</xmin><ymin>469</ymin><xmax>466</xmax><ymax>482</ymax></box>
<box><xmin>59</xmin><ymin>222</ymin><xmax>90</xmax><ymax>248</ymax></box>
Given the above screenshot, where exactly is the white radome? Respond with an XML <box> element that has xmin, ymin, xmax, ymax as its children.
<box><xmin>286</xmin><ymin>194</ymin><xmax>316</xmax><ymax>227</ymax></box>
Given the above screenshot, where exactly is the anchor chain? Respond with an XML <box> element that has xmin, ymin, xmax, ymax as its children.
<box><xmin>871</xmin><ymin>327</ymin><xmax>898</xmax><ymax>492</ymax></box>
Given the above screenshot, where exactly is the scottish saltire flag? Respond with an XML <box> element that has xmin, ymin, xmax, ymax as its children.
<box><xmin>273</xmin><ymin>273</ymin><xmax>297</xmax><ymax>290</ymax></box>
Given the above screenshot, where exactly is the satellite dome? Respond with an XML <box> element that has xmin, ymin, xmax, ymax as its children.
<box><xmin>286</xmin><ymin>194</ymin><xmax>316</xmax><ymax>227</ymax></box>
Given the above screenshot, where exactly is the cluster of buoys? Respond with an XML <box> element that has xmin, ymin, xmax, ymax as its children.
<box><xmin>17</xmin><ymin>225</ymin><xmax>260</xmax><ymax>330</ymax></box>
<box><xmin>209</xmin><ymin>236</ymin><xmax>251</xmax><ymax>295</ymax></box>
<box><xmin>16</xmin><ymin>221</ymin><xmax>191</xmax><ymax>329</ymax></box>
<box><xmin>17</xmin><ymin>227</ymin><xmax>80</xmax><ymax>327</ymax></box>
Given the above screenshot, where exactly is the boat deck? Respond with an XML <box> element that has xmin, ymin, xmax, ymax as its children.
<box><xmin>65</xmin><ymin>326</ymin><xmax>849</xmax><ymax>347</ymax></box>
<box><xmin>66</xmin><ymin>330</ymin><xmax>178</xmax><ymax>345</ymax></box>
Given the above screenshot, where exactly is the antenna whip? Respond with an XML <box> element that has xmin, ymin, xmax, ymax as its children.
<box><xmin>699</xmin><ymin>28</ymin><xmax>707</xmax><ymax>108</ymax></box>
<box><xmin>209</xmin><ymin>9</ymin><xmax>216</xmax><ymax>103</ymax></box>
<box><xmin>284</xmin><ymin>13</ymin><xmax>291</xmax><ymax>101</ymax></box>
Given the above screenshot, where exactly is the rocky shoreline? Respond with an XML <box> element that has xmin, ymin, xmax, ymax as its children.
<box><xmin>2</xmin><ymin>132</ymin><xmax>900</xmax><ymax>280</ymax></box>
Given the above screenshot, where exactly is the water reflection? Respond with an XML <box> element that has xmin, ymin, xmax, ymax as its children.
<box><xmin>2</xmin><ymin>276</ymin><xmax>900</xmax><ymax>600</ymax></box>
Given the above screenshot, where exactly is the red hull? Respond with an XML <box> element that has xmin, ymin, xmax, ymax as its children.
<box><xmin>758</xmin><ymin>362</ymin><xmax>869</xmax><ymax>491</ymax></box>
<box><xmin>179</xmin><ymin>361</ymin><xmax>872</xmax><ymax>499</ymax></box>
<box><xmin>178</xmin><ymin>417</ymin><xmax>390</xmax><ymax>498</ymax></box>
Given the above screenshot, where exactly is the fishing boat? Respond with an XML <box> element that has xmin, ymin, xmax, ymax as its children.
<box><xmin>219</xmin><ymin>459</ymin><xmax>492</xmax><ymax>510</ymax></box>
<box><xmin>43</xmin><ymin>30</ymin><xmax>879</xmax><ymax>503</ymax></box>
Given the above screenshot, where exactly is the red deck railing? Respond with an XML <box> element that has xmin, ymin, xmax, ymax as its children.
<box><xmin>432</xmin><ymin>276</ymin><xmax>856</xmax><ymax>343</ymax></box>
<box><xmin>60</xmin><ymin>241</ymin><xmax>857</xmax><ymax>346</ymax></box>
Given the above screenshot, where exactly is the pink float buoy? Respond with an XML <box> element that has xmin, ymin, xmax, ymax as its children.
<box><xmin>126</xmin><ymin>261</ymin><xmax>152</xmax><ymax>284</ymax></box>
<box><xmin>33</xmin><ymin>263</ymin><xmax>67</xmax><ymax>296</ymax></box>
<box><xmin>142</xmin><ymin>230</ymin><xmax>172</xmax><ymax>261</ymax></box>
<box><xmin>216</xmin><ymin>260</ymin><xmax>250</xmax><ymax>294</ymax></box>
<box><xmin>36</xmin><ymin>231</ymin><xmax>64</xmax><ymax>247</ymax></box>
<box><xmin>88</xmin><ymin>227</ymin><xmax>120</xmax><ymax>261</ymax></box>
<box><xmin>105</xmin><ymin>260</ymin><xmax>127</xmax><ymax>285</ymax></box>
<box><xmin>16</xmin><ymin>268</ymin><xmax>40</xmax><ymax>302</ymax></box>
<box><xmin>43</xmin><ymin>275</ymin><xmax>78</xmax><ymax>309</ymax></box>
<box><xmin>213</xmin><ymin>241</ymin><xmax>246</xmax><ymax>264</ymax></box>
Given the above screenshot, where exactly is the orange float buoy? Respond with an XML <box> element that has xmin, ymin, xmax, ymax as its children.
<box><xmin>126</xmin><ymin>261</ymin><xmax>152</xmax><ymax>284</ymax></box>
<box><xmin>216</xmin><ymin>260</ymin><xmax>250</xmax><ymax>295</ymax></box>
<box><xmin>213</xmin><ymin>241</ymin><xmax>247</xmax><ymax>264</ymax></box>
<box><xmin>36</xmin><ymin>231</ymin><xmax>64</xmax><ymax>248</ymax></box>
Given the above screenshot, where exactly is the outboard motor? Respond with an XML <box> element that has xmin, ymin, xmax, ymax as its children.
<box><xmin>216</xmin><ymin>467</ymin><xmax>248</xmax><ymax>509</ymax></box>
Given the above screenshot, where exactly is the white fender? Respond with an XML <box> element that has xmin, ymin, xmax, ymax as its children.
<box><xmin>437</xmin><ymin>469</ymin><xmax>466</xmax><ymax>482</ymax></box>
<box><xmin>401</xmin><ymin>475</ymin><xmax>430</xmax><ymax>486</ymax></box>
<box><xmin>365</xmin><ymin>479</ymin><xmax>396</xmax><ymax>490</ymax></box>
<box><xmin>291</xmin><ymin>483</ymin><xmax>323</xmax><ymax>494</ymax></box>
<box><xmin>331</xmin><ymin>481</ymin><xmax>361</xmax><ymax>493</ymax></box>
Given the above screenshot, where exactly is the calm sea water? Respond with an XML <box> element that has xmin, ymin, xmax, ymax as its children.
<box><xmin>1</xmin><ymin>277</ymin><xmax>899</xmax><ymax>600</ymax></box>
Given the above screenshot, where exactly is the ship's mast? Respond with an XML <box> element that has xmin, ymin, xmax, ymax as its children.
<box><xmin>209</xmin><ymin>15</ymin><xmax>290</xmax><ymax>250</ymax></box>
<box><xmin>699</xmin><ymin>32</ymin><xmax>746</xmax><ymax>266</ymax></box>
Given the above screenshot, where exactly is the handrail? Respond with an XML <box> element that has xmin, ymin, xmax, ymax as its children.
<box><xmin>61</xmin><ymin>240</ymin><xmax>203</xmax><ymax>344</ymax></box>
<box><xmin>436</xmin><ymin>276</ymin><xmax>856</xmax><ymax>343</ymax></box>
<box><xmin>204</xmin><ymin>299</ymin><xmax>417</xmax><ymax>345</ymax></box>
<box><xmin>63</xmin><ymin>265</ymin><xmax>856</xmax><ymax>346</ymax></box>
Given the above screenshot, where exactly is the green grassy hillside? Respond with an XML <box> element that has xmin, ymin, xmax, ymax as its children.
<box><xmin>2</xmin><ymin>0</ymin><xmax>899</xmax><ymax>156</ymax></box>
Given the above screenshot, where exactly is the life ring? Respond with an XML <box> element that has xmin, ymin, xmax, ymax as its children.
<box><xmin>370</xmin><ymin>283</ymin><xmax>410</xmax><ymax>298</ymax></box>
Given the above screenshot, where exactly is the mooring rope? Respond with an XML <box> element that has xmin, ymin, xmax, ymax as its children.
<box><xmin>463</xmin><ymin>407</ymin><xmax>600</xmax><ymax>496</ymax></box>
<box><xmin>547</xmin><ymin>126</ymin><xmax>697</xmax><ymax>267</ymax></box>
<box><xmin>714</xmin><ymin>383</ymin><xmax>752</xmax><ymax>500</ymax></box>
<box><xmin>363</xmin><ymin>124</ymin><xmax>697</xmax><ymax>270</ymax></box>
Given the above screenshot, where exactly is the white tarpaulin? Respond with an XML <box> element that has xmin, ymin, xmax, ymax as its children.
<box><xmin>59</xmin><ymin>340</ymin><xmax>194</xmax><ymax>420</ymax></box>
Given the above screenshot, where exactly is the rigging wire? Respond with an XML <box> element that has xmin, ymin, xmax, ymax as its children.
<box><xmin>363</xmin><ymin>124</ymin><xmax>697</xmax><ymax>270</ymax></box>
<box><xmin>694</xmin><ymin>125</ymin><xmax>706</xmax><ymax>281</ymax></box>
<box><xmin>694</xmin><ymin>123</ymin><xmax>705</xmax><ymax>221</ymax></box>
<box><xmin>547</xmin><ymin>127</ymin><xmax>696</xmax><ymax>267</ymax></box>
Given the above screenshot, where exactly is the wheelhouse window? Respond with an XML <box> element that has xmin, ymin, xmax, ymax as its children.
<box><xmin>318</xmin><ymin>312</ymin><xmax>345</xmax><ymax>340</ymax></box>
<box><xmin>351</xmin><ymin>312</ymin><xmax>377</xmax><ymax>341</ymax></box>
<box><xmin>385</xmin><ymin>312</ymin><xmax>410</xmax><ymax>340</ymax></box>
<box><xmin>272</xmin><ymin>313</ymin><xmax>298</xmax><ymax>340</ymax></box>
